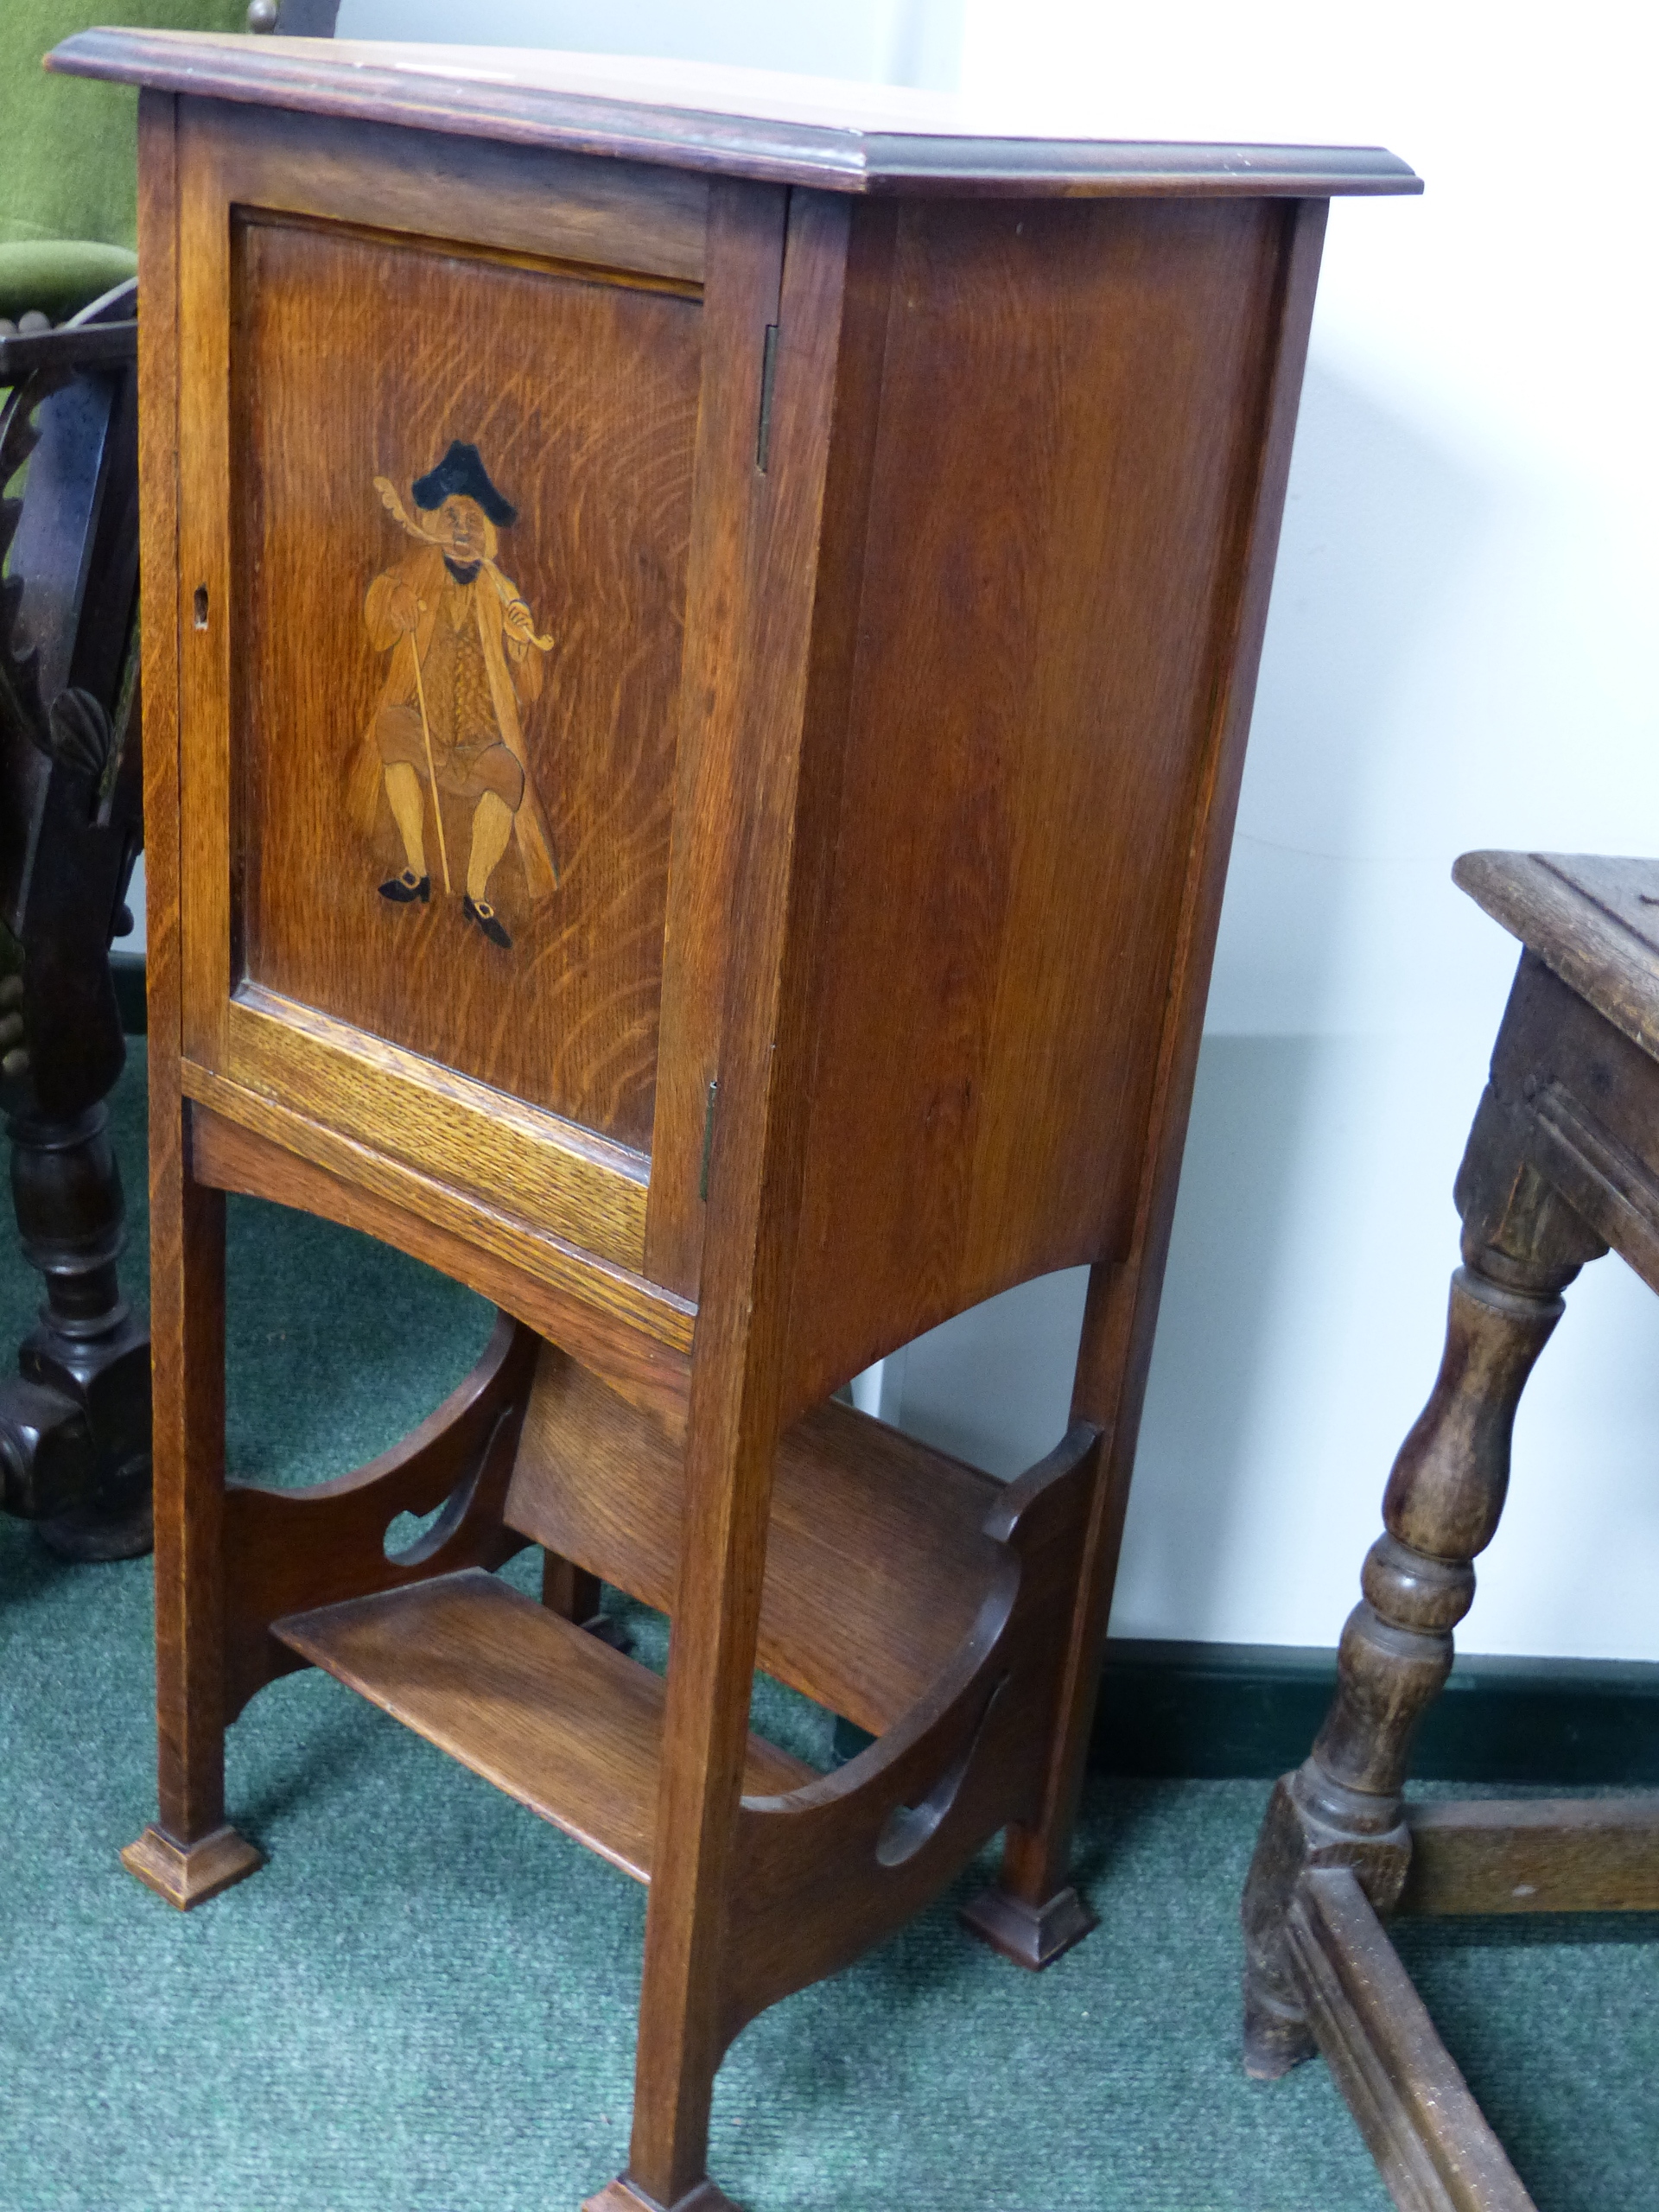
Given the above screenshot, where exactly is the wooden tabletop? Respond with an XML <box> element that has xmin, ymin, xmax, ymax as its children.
<box><xmin>47</xmin><ymin>30</ymin><xmax>1421</xmax><ymax>198</ymax></box>
<box><xmin>1457</xmin><ymin>850</ymin><xmax>1659</xmax><ymax>1065</ymax></box>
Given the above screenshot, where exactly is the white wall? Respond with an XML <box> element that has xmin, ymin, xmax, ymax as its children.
<box><xmin>299</xmin><ymin>2</ymin><xmax>1659</xmax><ymax>1658</ymax></box>
<box><xmin>906</xmin><ymin>0</ymin><xmax>1659</xmax><ymax>1660</ymax></box>
<box><xmin>335</xmin><ymin>0</ymin><xmax>963</xmax><ymax>90</ymax></box>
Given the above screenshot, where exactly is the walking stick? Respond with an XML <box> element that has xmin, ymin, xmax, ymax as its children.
<box><xmin>405</xmin><ymin>616</ymin><xmax>452</xmax><ymax>893</ymax></box>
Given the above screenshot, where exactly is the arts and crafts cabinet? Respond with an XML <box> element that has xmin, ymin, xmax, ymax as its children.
<box><xmin>49</xmin><ymin>30</ymin><xmax>1415</xmax><ymax>2209</ymax></box>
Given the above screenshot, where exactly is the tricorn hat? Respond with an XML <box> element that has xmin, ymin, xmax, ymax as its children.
<box><xmin>412</xmin><ymin>440</ymin><xmax>518</xmax><ymax>528</ymax></box>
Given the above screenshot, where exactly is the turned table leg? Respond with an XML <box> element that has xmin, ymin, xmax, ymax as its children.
<box><xmin>1241</xmin><ymin>1090</ymin><xmax>1605</xmax><ymax>2075</ymax></box>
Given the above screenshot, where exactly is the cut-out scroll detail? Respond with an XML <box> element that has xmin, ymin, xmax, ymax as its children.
<box><xmin>874</xmin><ymin>1675</ymin><xmax>1008</xmax><ymax>1868</ymax></box>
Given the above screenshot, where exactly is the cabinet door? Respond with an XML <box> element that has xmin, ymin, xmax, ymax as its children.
<box><xmin>170</xmin><ymin>103</ymin><xmax>780</xmax><ymax>1294</ymax></box>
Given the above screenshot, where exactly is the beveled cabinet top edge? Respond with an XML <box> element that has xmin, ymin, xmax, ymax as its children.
<box><xmin>48</xmin><ymin>31</ymin><xmax>1421</xmax><ymax>198</ymax></box>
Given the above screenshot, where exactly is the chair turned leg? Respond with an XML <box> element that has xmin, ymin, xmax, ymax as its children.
<box><xmin>1242</xmin><ymin>1090</ymin><xmax>1604</xmax><ymax>2077</ymax></box>
<box><xmin>3</xmin><ymin>1099</ymin><xmax>152</xmax><ymax>1560</ymax></box>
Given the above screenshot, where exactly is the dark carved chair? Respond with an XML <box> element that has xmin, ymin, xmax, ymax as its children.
<box><xmin>1242</xmin><ymin>849</ymin><xmax>1659</xmax><ymax>2212</ymax></box>
<box><xmin>0</xmin><ymin>282</ymin><xmax>148</xmax><ymax>1556</ymax></box>
<box><xmin>0</xmin><ymin>0</ymin><xmax>338</xmax><ymax>1557</ymax></box>
<box><xmin>245</xmin><ymin>1</ymin><xmax>341</xmax><ymax>28</ymax></box>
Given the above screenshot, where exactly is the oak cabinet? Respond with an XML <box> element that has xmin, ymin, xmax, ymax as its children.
<box><xmin>50</xmin><ymin>29</ymin><xmax>1417</xmax><ymax>2211</ymax></box>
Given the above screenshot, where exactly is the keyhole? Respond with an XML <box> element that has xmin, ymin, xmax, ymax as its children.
<box><xmin>193</xmin><ymin>585</ymin><xmax>208</xmax><ymax>630</ymax></box>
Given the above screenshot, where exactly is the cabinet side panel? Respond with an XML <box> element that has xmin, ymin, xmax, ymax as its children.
<box><xmin>788</xmin><ymin>195</ymin><xmax>1293</xmax><ymax>1395</ymax></box>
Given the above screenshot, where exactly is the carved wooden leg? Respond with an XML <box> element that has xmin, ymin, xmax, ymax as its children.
<box><xmin>1241</xmin><ymin>1089</ymin><xmax>1605</xmax><ymax>2075</ymax></box>
<box><xmin>122</xmin><ymin>1142</ymin><xmax>263</xmax><ymax>1910</ymax></box>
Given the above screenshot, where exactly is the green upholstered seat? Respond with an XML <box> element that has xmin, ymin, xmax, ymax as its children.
<box><xmin>1</xmin><ymin>1</ymin><xmax>247</xmax><ymax>321</ymax></box>
<box><xmin>0</xmin><ymin>241</ymin><xmax>137</xmax><ymax>324</ymax></box>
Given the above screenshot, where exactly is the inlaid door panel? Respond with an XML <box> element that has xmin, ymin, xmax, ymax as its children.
<box><xmin>168</xmin><ymin>105</ymin><xmax>779</xmax><ymax>1287</ymax></box>
<box><xmin>232</xmin><ymin>215</ymin><xmax>699</xmax><ymax>1150</ymax></box>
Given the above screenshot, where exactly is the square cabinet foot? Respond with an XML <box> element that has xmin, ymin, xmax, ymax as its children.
<box><xmin>583</xmin><ymin>2176</ymin><xmax>742</xmax><ymax>2212</ymax></box>
<box><xmin>959</xmin><ymin>1880</ymin><xmax>1096</xmax><ymax>1970</ymax></box>
<box><xmin>121</xmin><ymin>1822</ymin><xmax>265</xmax><ymax>1909</ymax></box>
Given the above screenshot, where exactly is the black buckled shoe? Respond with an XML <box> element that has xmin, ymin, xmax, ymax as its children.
<box><xmin>378</xmin><ymin>870</ymin><xmax>430</xmax><ymax>904</ymax></box>
<box><xmin>463</xmin><ymin>895</ymin><xmax>512</xmax><ymax>948</ymax></box>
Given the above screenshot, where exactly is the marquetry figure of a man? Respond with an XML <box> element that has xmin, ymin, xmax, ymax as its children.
<box><xmin>353</xmin><ymin>442</ymin><xmax>558</xmax><ymax>949</ymax></box>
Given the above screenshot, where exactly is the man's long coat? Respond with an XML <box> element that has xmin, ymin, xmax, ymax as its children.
<box><xmin>352</xmin><ymin>542</ymin><xmax>558</xmax><ymax>897</ymax></box>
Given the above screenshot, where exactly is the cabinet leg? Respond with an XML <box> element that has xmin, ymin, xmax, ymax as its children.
<box><xmin>543</xmin><ymin>1554</ymin><xmax>633</xmax><ymax>1655</ymax></box>
<box><xmin>962</xmin><ymin>1261</ymin><xmax>1136</xmax><ymax>1969</ymax></box>
<box><xmin>593</xmin><ymin>1369</ymin><xmax>781</xmax><ymax>2211</ymax></box>
<box><xmin>541</xmin><ymin>1553</ymin><xmax>602</xmax><ymax>1626</ymax></box>
<box><xmin>617</xmin><ymin>1648</ymin><xmax>750</xmax><ymax>2207</ymax></box>
<box><xmin>582</xmin><ymin>2179</ymin><xmax>739</xmax><ymax>2212</ymax></box>
<box><xmin>959</xmin><ymin>1839</ymin><xmax>1097</xmax><ymax>1971</ymax></box>
<box><xmin>122</xmin><ymin>1161</ymin><xmax>262</xmax><ymax>1909</ymax></box>
<box><xmin>1241</xmin><ymin>1090</ymin><xmax>1604</xmax><ymax>2075</ymax></box>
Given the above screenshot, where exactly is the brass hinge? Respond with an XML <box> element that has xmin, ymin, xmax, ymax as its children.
<box><xmin>756</xmin><ymin>323</ymin><xmax>779</xmax><ymax>473</ymax></box>
<box><xmin>699</xmin><ymin>1077</ymin><xmax>720</xmax><ymax>1203</ymax></box>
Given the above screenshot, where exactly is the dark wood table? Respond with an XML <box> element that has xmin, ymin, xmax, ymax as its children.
<box><xmin>1243</xmin><ymin>850</ymin><xmax>1659</xmax><ymax>2212</ymax></box>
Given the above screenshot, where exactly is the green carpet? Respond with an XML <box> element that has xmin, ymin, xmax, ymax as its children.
<box><xmin>0</xmin><ymin>1044</ymin><xmax>1654</xmax><ymax>2210</ymax></box>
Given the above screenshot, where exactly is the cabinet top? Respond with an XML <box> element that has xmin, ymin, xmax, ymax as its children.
<box><xmin>48</xmin><ymin>30</ymin><xmax>1421</xmax><ymax>199</ymax></box>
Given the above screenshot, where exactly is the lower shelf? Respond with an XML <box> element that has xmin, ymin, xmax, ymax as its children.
<box><xmin>274</xmin><ymin>1568</ymin><xmax>816</xmax><ymax>1884</ymax></box>
<box><xmin>506</xmin><ymin>1351</ymin><xmax>1005</xmax><ymax>1736</ymax></box>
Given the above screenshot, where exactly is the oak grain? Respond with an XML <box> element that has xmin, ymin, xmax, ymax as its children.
<box><xmin>120</xmin><ymin>54</ymin><xmax>1389</xmax><ymax>2202</ymax></box>
<box><xmin>507</xmin><ymin>1348</ymin><xmax>1001</xmax><ymax>1734</ymax></box>
<box><xmin>231</xmin><ymin>199</ymin><xmax>699</xmax><ymax>1151</ymax></box>
<box><xmin>50</xmin><ymin>31</ymin><xmax>1422</xmax><ymax>200</ymax></box>
<box><xmin>276</xmin><ymin>1569</ymin><xmax>814</xmax><ymax>1882</ymax></box>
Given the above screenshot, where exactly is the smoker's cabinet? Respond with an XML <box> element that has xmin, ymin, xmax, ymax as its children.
<box><xmin>51</xmin><ymin>29</ymin><xmax>1416</xmax><ymax>2212</ymax></box>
